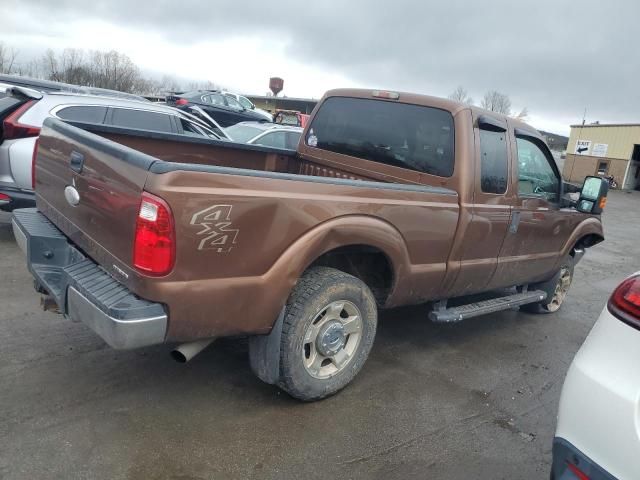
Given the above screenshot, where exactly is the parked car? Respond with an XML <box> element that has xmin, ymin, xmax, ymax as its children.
<box><xmin>168</xmin><ymin>90</ymin><xmax>270</xmax><ymax>127</ymax></box>
<box><xmin>552</xmin><ymin>272</ymin><xmax>640</xmax><ymax>480</ymax></box>
<box><xmin>226</xmin><ymin>121</ymin><xmax>302</xmax><ymax>149</ymax></box>
<box><xmin>223</xmin><ymin>92</ymin><xmax>272</xmax><ymax>122</ymax></box>
<box><xmin>274</xmin><ymin>109</ymin><xmax>310</xmax><ymax>128</ymax></box>
<box><xmin>13</xmin><ymin>88</ymin><xmax>607</xmax><ymax>402</ymax></box>
<box><xmin>0</xmin><ymin>87</ymin><xmax>223</xmax><ymax>211</ymax></box>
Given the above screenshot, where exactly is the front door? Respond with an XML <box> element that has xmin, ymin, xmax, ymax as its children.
<box><xmin>494</xmin><ymin>133</ymin><xmax>571</xmax><ymax>287</ymax></box>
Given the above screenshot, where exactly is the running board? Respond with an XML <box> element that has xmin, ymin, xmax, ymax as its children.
<box><xmin>429</xmin><ymin>290</ymin><xmax>547</xmax><ymax>323</ymax></box>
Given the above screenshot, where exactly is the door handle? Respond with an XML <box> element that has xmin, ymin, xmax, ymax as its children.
<box><xmin>509</xmin><ymin>211</ymin><xmax>521</xmax><ymax>234</ymax></box>
<box><xmin>69</xmin><ymin>151</ymin><xmax>84</xmax><ymax>174</ymax></box>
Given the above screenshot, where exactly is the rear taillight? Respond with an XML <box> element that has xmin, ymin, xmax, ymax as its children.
<box><xmin>608</xmin><ymin>274</ymin><xmax>640</xmax><ymax>329</ymax></box>
<box><xmin>175</xmin><ymin>98</ymin><xmax>188</xmax><ymax>106</ymax></box>
<box><xmin>3</xmin><ymin>100</ymin><xmax>40</xmax><ymax>140</ymax></box>
<box><xmin>31</xmin><ymin>137</ymin><xmax>40</xmax><ymax>189</ymax></box>
<box><xmin>566</xmin><ymin>462</ymin><xmax>590</xmax><ymax>480</ymax></box>
<box><xmin>133</xmin><ymin>192</ymin><xmax>175</xmax><ymax>276</ymax></box>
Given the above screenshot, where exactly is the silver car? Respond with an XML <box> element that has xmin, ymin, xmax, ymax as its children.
<box><xmin>225</xmin><ymin>121</ymin><xmax>302</xmax><ymax>149</ymax></box>
<box><xmin>0</xmin><ymin>86</ymin><xmax>223</xmax><ymax>211</ymax></box>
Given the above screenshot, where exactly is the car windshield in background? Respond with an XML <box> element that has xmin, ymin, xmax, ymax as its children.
<box><xmin>307</xmin><ymin>97</ymin><xmax>455</xmax><ymax>177</ymax></box>
<box><xmin>226</xmin><ymin>124</ymin><xmax>263</xmax><ymax>143</ymax></box>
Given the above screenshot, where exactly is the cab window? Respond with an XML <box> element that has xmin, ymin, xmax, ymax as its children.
<box><xmin>516</xmin><ymin>137</ymin><xmax>560</xmax><ymax>201</ymax></box>
<box><xmin>308</xmin><ymin>97</ymin><xmax>455</xmax><ymax>177</ymax></box>
<box><xmin>479</xmin><ymin>129</ymin><xmax>508</xmax><ymax>194</ymax></box>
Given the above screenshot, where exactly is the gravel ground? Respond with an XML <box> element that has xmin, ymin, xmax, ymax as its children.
<box><xmin>1</xmin><ymin>190</ymin><xmax>638</xmax><ymax>480</ymax></box>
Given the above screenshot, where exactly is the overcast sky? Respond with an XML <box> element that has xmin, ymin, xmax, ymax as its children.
<box><xmin>3</xmin><ymin>0</ymin><xmax>639</xmax><ymax>135</ymax></box>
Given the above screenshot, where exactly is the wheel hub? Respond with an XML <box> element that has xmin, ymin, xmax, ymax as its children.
<box><xmin>316</xmin><ymin>321</ymin><xmax>346</xmax><ymax>356</ymax></box>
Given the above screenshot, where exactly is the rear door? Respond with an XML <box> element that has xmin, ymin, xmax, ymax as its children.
<box><xmin>449</xmin><ymin>114</ymin><xmax>514</xmax><ymax>294</ymax></box>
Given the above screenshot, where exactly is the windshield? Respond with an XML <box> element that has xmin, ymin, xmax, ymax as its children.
<box><xmin>226</xmin><ymin>124</ymin><xmax>263</xmax><ymax>143</ymax></box>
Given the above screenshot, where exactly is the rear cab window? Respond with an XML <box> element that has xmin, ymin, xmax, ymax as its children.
<box><xmin>307</xmin><ymin>97</ymin><xmax>455</xmax><ymax>177</ymax></box>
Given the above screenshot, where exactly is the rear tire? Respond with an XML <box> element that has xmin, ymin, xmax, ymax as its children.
<box><xmin>521</xmin><ymin>256</ymin><xmax>574</xmax><ymax>314</ymax></box>
<box><xmin>278</xmin><ymin>267</ymin><xmax>377</xmax><ymax>401</ymax></box>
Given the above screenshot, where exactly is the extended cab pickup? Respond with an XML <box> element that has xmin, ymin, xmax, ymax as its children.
<box><xmin>12</xmin><ymin>89</ymin><xmax>606</xmax><ymax>401</ymax></box>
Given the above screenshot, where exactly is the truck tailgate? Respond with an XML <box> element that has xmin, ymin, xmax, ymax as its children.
<box><xmin>34</xmin><ymin>118</ymin><xmax>152</xmax><ymax>275</ymax></box>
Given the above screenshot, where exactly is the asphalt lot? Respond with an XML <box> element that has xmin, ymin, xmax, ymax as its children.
<box><xmin>1</xmin><ymin>190</ymin><xmax>639</xmax><ymax>480</ymax></box>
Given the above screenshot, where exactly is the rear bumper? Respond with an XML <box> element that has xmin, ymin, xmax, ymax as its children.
<box><xmin>550</xmin><ymin>438</ymin><xmax>616</xmax><ymax>480</ymax></box>
<box><xmin>0</xmin><ymin>185</ymin><xmax>35</xmax><ymax>212</ymax></box>
<box><xmin>11</xmin><ymin>208</ymin><xmax>167</xmax><ymax>349</ymax></box>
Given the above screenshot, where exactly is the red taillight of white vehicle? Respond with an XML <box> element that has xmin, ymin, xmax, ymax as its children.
<box><xmin>2</xmin><ymin>101</ymin><xmax>40</xmax><ymax>140</ymax></box>
<box><xmin>133</xmin><ymin>192</ymin><xmax>175</xmax><ymax>276</ymax></box>
<box><xmin>608</xmin><ymin>274</ymin><xmax>640</xmax><ymax>329</ymax></box>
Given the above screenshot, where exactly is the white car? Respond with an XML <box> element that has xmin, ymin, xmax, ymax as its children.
<box><xmin>225</xmin><ymin>121</ymin><xmax>302</xmax><ymax>149</ymax></box>
<box><xmin>223</xmin><ymin>92</ymin><xmax>273</xmax><ymax>122</ymax></box>
<box><xmin>552</xmin><ymin>272</ymin><xmax>640</xmax><ymax>480</ymax></box>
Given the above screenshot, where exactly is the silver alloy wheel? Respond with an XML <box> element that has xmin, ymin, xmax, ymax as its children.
<box><xmin>546</xmin><ymin>267</ymin><xmax>572</xmax><ymax>312</ymax></box>
<box><xmin>302</xmin><ymin>300</ymin><xmax>363</xmax><ymax>379</ymax></box>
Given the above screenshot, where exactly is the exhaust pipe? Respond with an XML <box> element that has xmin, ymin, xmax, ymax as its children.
<box><xmin>171</xmin><ymin>338</ymin><xmax>216</xmax><ymax>363</ymax></box>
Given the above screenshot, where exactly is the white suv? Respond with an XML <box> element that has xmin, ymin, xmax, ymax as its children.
<box><xmin>0</xmin><ymin>86</ymin><xmax>222</xmax><ymax>211</ymax></box>
<box><xmin>552</xmin><ymin>272</ymin><xmax>640</xmax><ymax>480</ymax></box>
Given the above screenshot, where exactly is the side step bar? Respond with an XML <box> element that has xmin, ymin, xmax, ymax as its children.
<box><xmin>429</xmin><ymin>290</ymin><xmax>547</xmax><ymax>323</ymax></box>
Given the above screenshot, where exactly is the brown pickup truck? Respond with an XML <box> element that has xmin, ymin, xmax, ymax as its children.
<box><xmin>12</xmin><ymin>88</ymin><xmax>607</xmax><ymax>401</ymax></box>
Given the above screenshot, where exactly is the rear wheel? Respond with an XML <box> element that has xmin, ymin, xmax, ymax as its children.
<box><xmin>278</xmin><ymin>267</ymin><xmax>377</xmax><ymax>401</ymax></box>
<box><xmin>521</xmin><ymin>257</ymin><xmax>574</xmax><ymax>314</ymax></box>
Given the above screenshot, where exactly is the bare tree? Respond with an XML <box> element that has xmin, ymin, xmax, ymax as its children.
<box><xmin>0</xmin><ymin>42</ymin><xmax>19</xmax><ymax>74</ymax></box>
<box><xmin>187</xmin><ymin>80</ymin><xmax>219</xmax><ymax>91</ymax></box>
<box><xmin>448</xmin><ymin>86</ymin><xmax>473</xmax><ymax>105</ymax></box>
<box><xmin>481</xmin><ymin>90</ymin><xmax>511</xmax><ymax>115</ymax></box>
<box><xmin>514</xmin><ymin>107</ymin><xmax>529</xmax><ymax>121</ymax></box>
<box><xmin>42</xmin><ymin>49</ymin><xmax>61</xmax><ymax>81</ymax></box>
<box><xmin>3</xmin><ymin>44</ymin><xmax>219</xmax><ymax>96</ymax></box>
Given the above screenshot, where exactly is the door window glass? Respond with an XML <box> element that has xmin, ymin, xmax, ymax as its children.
<box><xmin>110</xmin><ymin>108</ymin><xmax>174</xmax><ymax>133</ymax></box>
<box><xmin>479</xmin><ymin>129</ymin><xmax>508</xmax><ymax>194</ymax></box>
<box><xmin>238</xmin><ymin>96</ymin><xmax>253</xmax><ymax>109</ymax></box>
<box><xmin>516</xmin><ymin>137</ymin><xmax>560</xmax><ymax>200</ymax></box>
<box><xmin>254</xmin><ymin>131</ymin><xmax>286</xmax><ymax>148</ymax></box>
<box><xmin>225</xmin><ymin>95</ymin><xmax>243</xmax><ymax>110</ymax></box>
<box><xmin>284</xmin><ymin>131</ymin><xmax>301</xmax><ymax>149</ymax></box>
<box><xmin>56</xmin><ymin>106</ymin><xmax>107</xmax><ymax>124</ymax></box>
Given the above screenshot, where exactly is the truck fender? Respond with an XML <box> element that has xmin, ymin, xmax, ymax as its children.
<box><xmin>560</xmin><ymin>217</ymin><xmax>604</xmax><ymax>259</ymax></box>
<box><xmin>273</xmin><ymin>214</ymin><xmax>410</xmax><ymax>303</ymax></box>
<box><xmin>252</xmin><ymin>216</ymin><xmax>410</xmax><ymax>335</ymax></box>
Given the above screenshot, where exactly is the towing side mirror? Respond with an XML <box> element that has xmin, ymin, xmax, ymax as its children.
<box><xmin>577</xmin><ymin>176</ymin><xmax>608</xmax><ymax>214</ymax></box>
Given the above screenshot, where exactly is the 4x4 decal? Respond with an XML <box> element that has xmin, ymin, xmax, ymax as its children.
<box><xmin>190</xmin><ymin>205</ymin><xmax>239</xmax><ymax>252</ymax></box>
